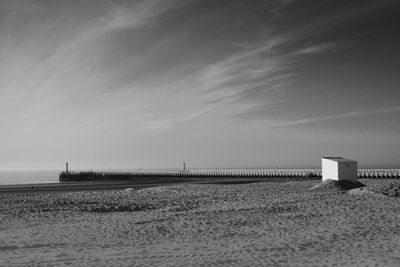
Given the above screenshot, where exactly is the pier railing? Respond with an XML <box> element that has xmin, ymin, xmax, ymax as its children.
<box><xmin>357</xmin><ymin>169</ymin><xmax>400</xmax><ymax>178</ymax></box>
<box><xmin>59</xmin><ymin>168</ymin><xmax>400</xmax><ymax>182</ymax></box>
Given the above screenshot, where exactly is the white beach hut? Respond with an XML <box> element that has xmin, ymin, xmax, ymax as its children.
<box><xmin>321</xmin><ymin>157</ymin><xmax>358</xmax><ymax>182</ymax></box>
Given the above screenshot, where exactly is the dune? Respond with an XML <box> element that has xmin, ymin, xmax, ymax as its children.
<box><xmin>349</xmin><ymin>181</ymin><xmax>400</xmax><ymax>197</ymax></box>
<box><xmin>308</xmin><ymin>179</ymin><xmax>366</xmax><ymax>191</ymax></box>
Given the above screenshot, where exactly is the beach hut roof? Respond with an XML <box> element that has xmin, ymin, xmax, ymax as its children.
<box><xmin>322</xmin><ymin>157</ymin><xmax>357</xmax><ymax>163</ymax></box>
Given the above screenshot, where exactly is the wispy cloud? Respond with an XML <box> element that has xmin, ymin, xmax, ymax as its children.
<box><xmin>102</xmin><ymin>0</ymin><xmax>187</xmax><ymax>31</ymax></box>
<box><xmin>298</xmin><ymin>43</ymin><xmax>340</xmax><ymax>55</ymax></box>
<box><xmin>271</xmin><ymin>0</ymin><xmax>294</xmax><ymax>14</ymax></box>
<box><xmin>190</xmin><ymin>38</ymin><xmax>291</xmax><ymax>100</ymax></box>
<box><xmin>0</xmin><ymin>1</ymin><xmax>197</xmax><ymax>165</ymax></box>
<box><xmin>174</xmin><ymin>23</ymin><xmax>345</xmax><ymax>122</ymax></box>
<box><xmin>0</xmin><ymin>0</ymin><xmax>189</xmax><ymax>116</ymax></box>
<box><xmin>266</xmin><ymin>107</ymin><xmax>400</xmax><ymax>129</ymax></box>
<box><xmin>228</xmin><ymin>1</ymin><xmax>400</xmax><ymax>125</ymax></box>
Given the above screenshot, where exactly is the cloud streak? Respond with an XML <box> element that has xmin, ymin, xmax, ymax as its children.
<box><xmin>265</xmin><ymin>107</ymin><xmax>400</xmax><ymax>129</ymax></box>
<box><xmin>298</xmin><ymin>43</ymin><xmax>340</xmax><ymax>55</ymax></box>
<box><xmin>189</xmin><ymin>38</ymin><xmax>292</xmax><ymax>105</ymax></box>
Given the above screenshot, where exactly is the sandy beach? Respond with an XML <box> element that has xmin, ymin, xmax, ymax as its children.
<box><xmin>1</xmin><ymin>179</ymin><xmax>400</xmax><ymax>266</ymax></box>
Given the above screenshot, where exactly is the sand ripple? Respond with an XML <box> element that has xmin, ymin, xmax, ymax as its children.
<box><xmin>1</xmin><ymin>180</ymin><xmax>400</xmax><ymax>266</ymax></box>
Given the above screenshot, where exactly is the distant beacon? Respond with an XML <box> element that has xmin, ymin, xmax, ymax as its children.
<box><xmin>321</xmin><ymin>157</ymin><xmax>358</xmax><ymax>182</ymax></box>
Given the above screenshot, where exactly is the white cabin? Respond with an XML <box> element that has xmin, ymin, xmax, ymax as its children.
<box><xmin>321</xmin><ymin>157</ymin><xmax>358</xmax><ymax>182</ymax></box>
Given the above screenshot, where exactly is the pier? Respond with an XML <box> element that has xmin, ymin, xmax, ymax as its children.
<box><xmin>59</xmin><ymin>168</ymin><xmax>400</xmax><ymax>182</ymax></box>
<box><xmin>60</xmin><ymin>169</ymin><xmax>321</xmax><ymax>182</ymax></box>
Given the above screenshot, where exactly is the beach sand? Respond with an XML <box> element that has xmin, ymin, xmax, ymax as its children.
<box><xmin>1</xmin><ymin>179</ymin><xmax>400</xmax><ymax>266</ymax></box>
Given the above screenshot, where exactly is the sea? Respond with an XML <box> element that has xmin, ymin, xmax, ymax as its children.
<box><xmin>0</xmin><ymin>170</ymin><xmax>60</xmax><ymax>185</ymax></box>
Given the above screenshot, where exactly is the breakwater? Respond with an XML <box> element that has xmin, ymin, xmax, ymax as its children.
<box><xmin>59</xmin><ymin>169</ymin><xmax>400</xmax><ymax>182</ymax></box>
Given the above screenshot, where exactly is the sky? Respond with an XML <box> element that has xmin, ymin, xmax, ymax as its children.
<box><xmin>1</xmin><ymin>0</ymin><xmax>400</xmax><ymax>170</ymax></box>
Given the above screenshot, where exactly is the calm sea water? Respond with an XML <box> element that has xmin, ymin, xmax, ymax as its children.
<box><xmin>0</xmin><ymin>170</ymin><xmax>60</xmax><ymax>185</ymax></box>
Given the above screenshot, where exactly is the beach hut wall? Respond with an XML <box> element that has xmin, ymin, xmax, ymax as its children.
<box><xmin>322</xmin><ymin>157</ymin><xmax>358</xmax><ymax>182</ymax></box>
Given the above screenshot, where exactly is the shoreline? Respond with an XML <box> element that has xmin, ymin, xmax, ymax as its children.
<box><xmin>0</xmin><ymin>180</ymin><xmax>181</xmax><ymax>194</ymax></box>
<box><xmin>0</xmin><ymin>177</ymin><xmax>319</xmax><ymax>194</ymax></box>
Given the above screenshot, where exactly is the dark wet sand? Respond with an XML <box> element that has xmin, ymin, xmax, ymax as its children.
<box><xmin>0</xmin><ymin>177</ymin><xmax>308</xmax><ymax>194</ymax></box>
<box><xmin>0</xmin><ymin>180</ymin><xmax>176</xmax><ymax>194</ymax></box>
